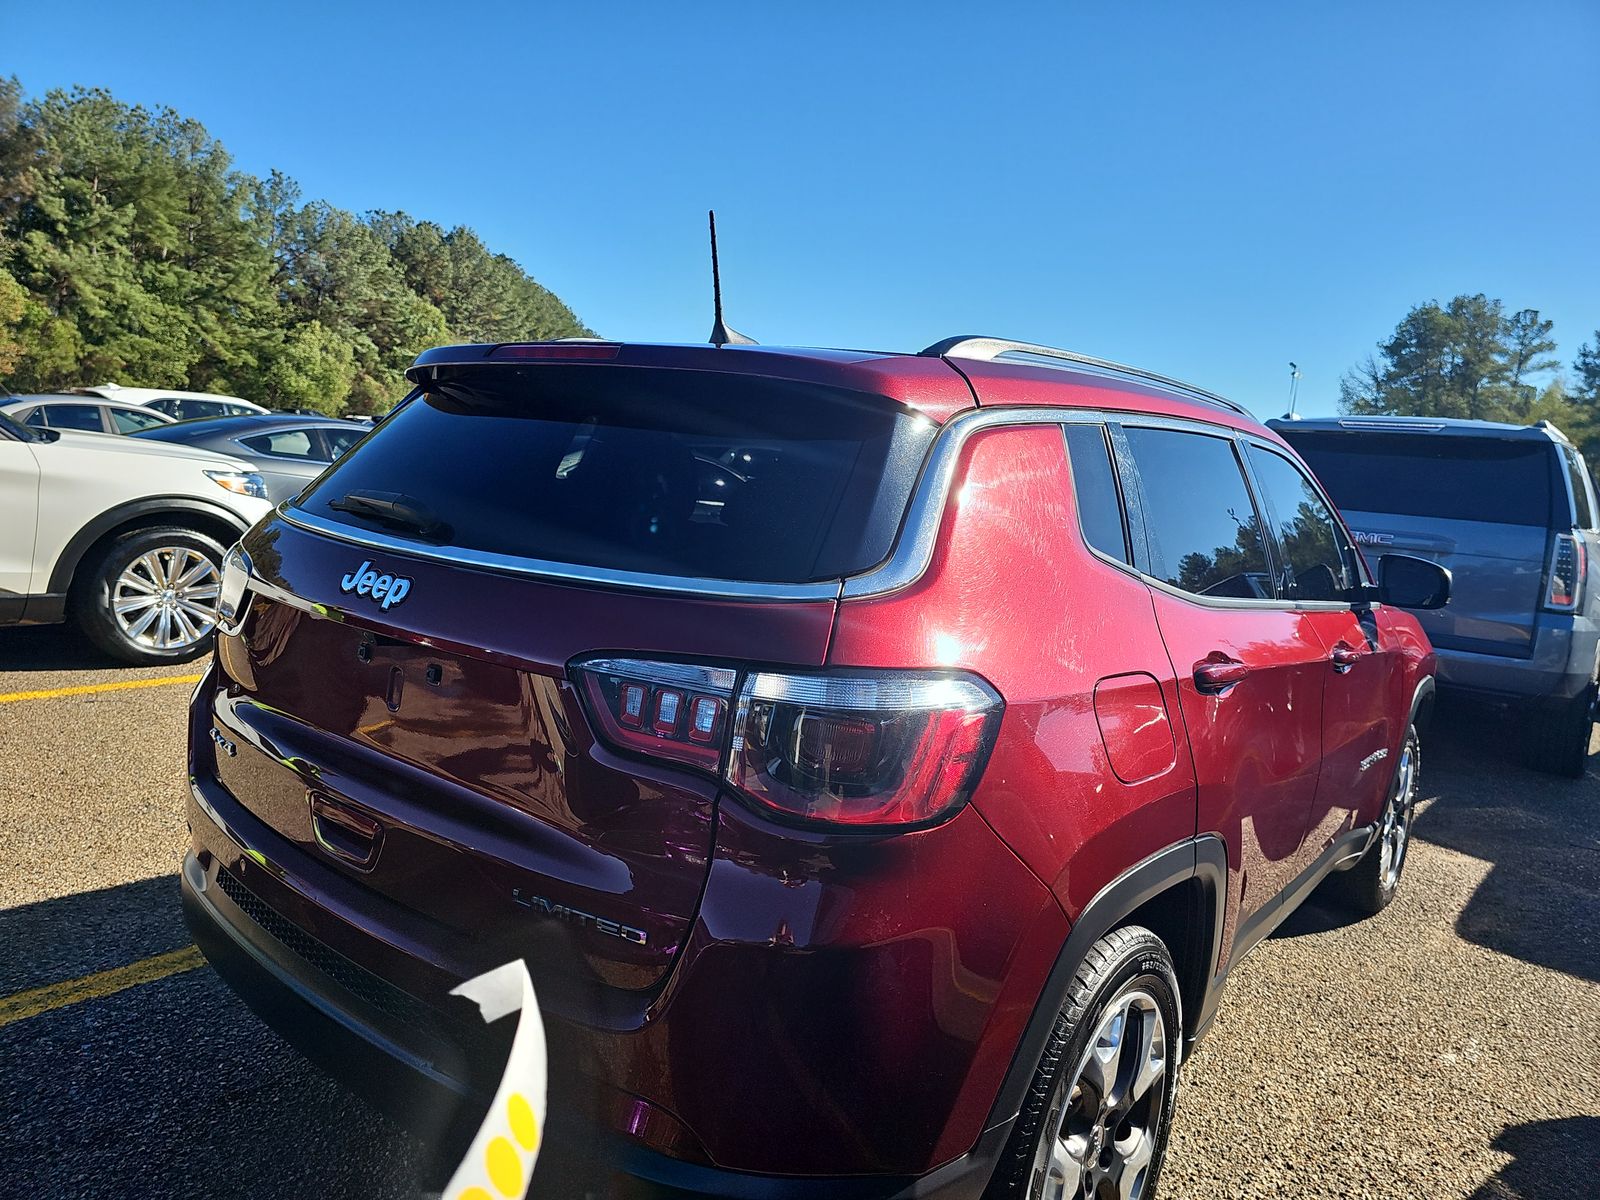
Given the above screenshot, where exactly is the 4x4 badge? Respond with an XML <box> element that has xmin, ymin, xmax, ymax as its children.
<box><xmin>339</xmin><ymin>560</ymin><xmax>412</xmax><ymax>611</ymax></box>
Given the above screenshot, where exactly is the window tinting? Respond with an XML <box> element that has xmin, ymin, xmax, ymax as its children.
<box><xmin>22</xmin><ymin>408</ymin><xmax>46</xmax><ymax>427</ymax></box>
<box><xmin>1281</xmin><ymin>432</ymin><xmax>1555</xmax><ymax>527</ymax></box>
<box><xmin>1561</xmin><ymin>446</ymin><xmax>1594</xmax><ymax>529</ymax></box>
<box><xmin>1247</xmin><ymin>445</ymin><xmax>1351</xmax><ymax>601</ymax></box>
<box><xmin>1124</xmin><ymin>426</ymin><xmax>1270</xmax><ymax>599</ymax></box>
<box><xmin>323</xmin><ymin>427</ymin><xmax>362</xmax><ymax>458</ymax></box>
<box><xmin>43</xmin><ymin>404</ymin><xmax>105</xmax><ymax>432</ymax></box>
<box><xmin>242</xmin><ymin>429</ymin><xmax>318</xmax><ymax>460</ymax></box>
<box><xmin>296</xmin><ymin>365</ymin><xmax>937</xmax><ymax>585</ymax></box>
<box><xmin>111</xmin><ymin>407</ymin><xmax>167</xmax><ymax>433</ymax></box>
<box><xmin>1063</xmin><ymin>423</ymin><xmax>1128</xmax><ymax>563</ymax></box>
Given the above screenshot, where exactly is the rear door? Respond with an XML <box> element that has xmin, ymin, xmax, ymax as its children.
<box><xmin>1285</xmin><ymin>429</ymin><xmax>1557</xmax><ymax>658</ymax></box>
<box><xmin>1117</xmin><ymin>422</ymin><xmax>1327</xmax><ymax>952</ymax></box>
<box><xmin>1244</xmin><ymin>440</ymin><xmax>1401</xmax><ymax>845</ymax></box>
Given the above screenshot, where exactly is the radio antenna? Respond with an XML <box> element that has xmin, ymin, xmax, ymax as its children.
<box><xmin>708</xmin><ymin>210</ymin><xmax>756</xmax><ymax>347</ymax></box>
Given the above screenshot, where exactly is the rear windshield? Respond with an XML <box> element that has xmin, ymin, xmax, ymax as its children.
<box><xmin>295</xmin><ymin>365</ymin><xmax>936</xmax><ymax>584</ymax></box>
<box><xmin>1281</xmin><ymin>431</ymin><xmax>1557</xmax><ymax>527</ymax></box>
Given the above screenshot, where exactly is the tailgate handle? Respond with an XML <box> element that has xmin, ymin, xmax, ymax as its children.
<box><xmin>309</xmin><ymin>793</ymin><xmax>383</xmax><ymax>870</ymax></box>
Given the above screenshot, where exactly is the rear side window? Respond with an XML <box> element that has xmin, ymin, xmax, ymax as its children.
<box><xmin>296</xmin><ymin>365</ymin><xmax>937</xmax><ymax>585</ymax></box>
<box><xmin>1246</xmin><ymin>445</ymin><xmax>1352</xmax><ymax>600</ymax></box>
<box><xmin>1063</xmin><ymin>423</ymin><xmax>1129</xmax><ymax>563</ymax></box>
<box><xmin>1560</xmin><ymin>445</ymin><xmax>1594</xmax><ymax>529</ymax></box>
<box><xmin>43</xmin><ymin>404</ymin><xmax>105</xmax><ymax>432</ymax></box>
<box><xmin>111</xmin><ymin>407</ymin><xmax>167</xmax><ymax>433</ymax></box>
<box><xmin>242</xmin><ymin>429</ymin><xmax>319</xmax><ymax>460</ymax></box>
<box><xmin>1123</xmin><ymin>426</ymin><xmax>1270</xmax><ymax>599</ymax></box>
<box><xmin>1282</xmin><ymin>432</ymin><xmax>1555</xmax><ymax>527</ymax></box>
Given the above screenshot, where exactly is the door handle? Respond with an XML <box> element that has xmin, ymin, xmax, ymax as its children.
<box><xmin>1329</xmin><ymin>644</ymin><xmax>1363</xmax><ymax>673</ymax></box>
<box><xmin>1193</xmin><ymin>656</ymin><xmax>1250</xmax><ymax>694</ymax></box>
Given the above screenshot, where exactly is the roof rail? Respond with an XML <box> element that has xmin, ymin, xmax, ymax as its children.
<box><xmin>920</xmin><ymin>335</ymin><xmax>1252</xmax><ymax>418</ymax></box>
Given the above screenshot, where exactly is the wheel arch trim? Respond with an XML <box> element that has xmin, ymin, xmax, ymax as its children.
<box><xmin>983</xmin><ymin>834</ymin><xmax>1227</xmax><ymax>1133</ymax></box>
<box><xmin>46</xmin><ymin>496</ymin><xmax>251</xmax><ymax>594</ymax></box>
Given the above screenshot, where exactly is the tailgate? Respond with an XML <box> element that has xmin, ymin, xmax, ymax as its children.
<box><xmin>205</xmin><ymin>516</ymin><xmax>836</xmax><ymax>991</ymax></box>
<box><xmin>1343</xmin><ymin>511</ymin><xmax>1547</xmax><ymax>657</ymax></box>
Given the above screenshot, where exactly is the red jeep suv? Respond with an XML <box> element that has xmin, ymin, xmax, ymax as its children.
<box><xmin>181</xmin><ymin>336</ymin><xmax>1446</xmax><ymax>1199</ymax></box>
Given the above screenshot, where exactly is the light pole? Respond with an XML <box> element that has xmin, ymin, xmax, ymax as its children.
<box><xmin>1286</xmin><ymin>362</ymin><xmax>1302</xmax><ymax>419</ymax></box>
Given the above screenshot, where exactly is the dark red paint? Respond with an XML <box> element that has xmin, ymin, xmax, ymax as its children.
<box><xmin>183</xmin><ymin>342</ymin><xmax>1436</xmax><ymax>1192</ymax></box>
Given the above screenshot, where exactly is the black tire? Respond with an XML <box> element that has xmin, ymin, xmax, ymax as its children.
<box><xmin>1328</xmin><ymin>722</ymin><xmax>1420</xmax><ymax>917</ymax></box>
<box><xmin>1521</xmin><ymin>685</ymin><xmax>1594</xmax><ymax>779</ymax></box>
<box><xmin>72</xmin><ymin>526</ymin><xmax>228</xmax><ymax>666</ymax></box>
<box><xmin>986</xmin><ymin>926</ymin><xmax>1180</xmax><ymax>1200</ymax></box>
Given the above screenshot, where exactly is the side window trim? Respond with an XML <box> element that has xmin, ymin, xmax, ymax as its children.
<box><xmin>1103</xmin><ymin>421</ymin><xmax>1153</xmax><ymax>576</ymax></box>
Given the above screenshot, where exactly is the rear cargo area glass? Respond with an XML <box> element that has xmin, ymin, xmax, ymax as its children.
<box><xmin>1285</xmin><ymin>432</ymin><xmax>1556</xmax><ymax>526</ymax></box>
<box><xmin>295</xmin><ymin>365</ymin><xmax>934</xmax><ymax>584</ymax></box>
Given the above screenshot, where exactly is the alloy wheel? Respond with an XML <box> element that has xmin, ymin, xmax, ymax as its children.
<box><xmin>1030</xmin><ymin>990</ymin><xmax>1168</xmax><ymax>1200</ymax></box>
<box><xmin>1377</xmin><ymin>728</ymin><xmax>1419</xmax><ymax>892</ymax></box>
<box><xmin>111</xmin><ymin>546</ymin><xmax>221</xmax><ymax>652</ymax></box>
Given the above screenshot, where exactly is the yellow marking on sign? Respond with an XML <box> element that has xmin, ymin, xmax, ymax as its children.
<box><xmin>0</xmin><ymin>945</ymin><xmax>206</xmax><ymax>1028</ymax></box>
<box><xmin>0</xmin><ymin>674</ymin><xmax>203</xmax><ymax>705</ymax></box>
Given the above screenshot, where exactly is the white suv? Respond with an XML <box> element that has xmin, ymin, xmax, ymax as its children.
<box><xmin>0</xmin><ymin>409</ymin><xmax>272</xmax><ymax>664</ymax></box>
<box><xmin>76</xmin><ymin>383</ymin><xmax>271</xmax><ymax>422</ymax></box>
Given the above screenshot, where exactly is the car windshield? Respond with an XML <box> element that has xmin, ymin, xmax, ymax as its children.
<box><xmin>295</xmin><ymin>364</ymin><xmax>937</xmax><ymax>584</ymax></box>
<box><xmin>1283</xmin><ymin>431</ymin><xmax>1557</xmax><ymax>527</ymax></box>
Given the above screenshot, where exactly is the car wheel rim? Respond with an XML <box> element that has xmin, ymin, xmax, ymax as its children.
<box><xmin>1378</xmin><ymin>729</ymin><xmax>1419</xmax><ymax>892</ymax></box>
<box><xmin>1030</xmin><ymin>989</ymin><xmax>1167</xmax><ymax>1200</ymax></box>
<box><xmin>112</xmin><ymin>547</ymin><xmax>221</xmax><ymax>651</ymax></box>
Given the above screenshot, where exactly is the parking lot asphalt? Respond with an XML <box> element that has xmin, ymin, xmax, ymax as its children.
<box><xmin>1</xmin><ymin>622</ymin><xmax>1596</xmax><ymax>1199</ymax></box>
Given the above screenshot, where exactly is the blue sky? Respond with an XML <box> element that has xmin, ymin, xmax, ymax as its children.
<box><xmin>7</xmin><ymin>1</ymin><xmax>1597</xmax><ymax>416</ymax></box>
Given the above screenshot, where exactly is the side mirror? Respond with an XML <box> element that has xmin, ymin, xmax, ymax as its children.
<box><xmin>1377</xmin><ymin>553</ymin><xmax>1451</xmax><ymax>610</ymax></box>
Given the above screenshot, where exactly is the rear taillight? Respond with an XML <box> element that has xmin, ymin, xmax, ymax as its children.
<box><xmin>573</xmin><ymin>659</ymin><xmax>1004</xmax><ymax>831</ymax></box>
<box><xmin>1546</xmin><ymin>532</ymin><xmax>1587</xmax><ymax>612</ymax></box>
<box><xmin>576</xmin><ymin>658</ymin><xmax>737</xmax><ymax>772</ymax></box>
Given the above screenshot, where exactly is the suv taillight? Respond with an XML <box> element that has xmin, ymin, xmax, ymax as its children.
<box><xmin>574</xmin><ymin>659</ymin><xmax>1004</xmax><ymax>831</ymax></box>
<box><xmin>1546</xmin><ymin>532</ymin><xmax>1586</xmax><ymax>612</ymax></box>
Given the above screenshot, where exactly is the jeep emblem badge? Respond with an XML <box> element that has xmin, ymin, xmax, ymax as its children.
<box><xmin>339</xmin><ymin>560</ymin><xmax>412</xmax><ymax>610</ymax></box>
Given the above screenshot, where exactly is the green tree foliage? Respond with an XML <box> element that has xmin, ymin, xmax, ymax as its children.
<box><xmin>1339</xmin><ymin>295</ymin><xmax>1564</xmax><ymax>422</ymax></box>
<box><xmin>0</xmin><ymin>79</ymin><xmax>591</xmax><ymax>412</ymax></box>
<box><xmin>1341</xmin><ymin>301</ymin><xmax>1600</xmax><ymax>470</ymax></box>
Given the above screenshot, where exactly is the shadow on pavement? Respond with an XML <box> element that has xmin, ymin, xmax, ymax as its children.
<box><xmin>1412</xmin><ymin>699</ymin><xmax>1600</xmax><ymax>985</ymax></box>
<box><xmin>0</xmin><ymin>622</ymin><xmax>122</xmax><ymax>672</ymax></box>
<box><xmin>1465</xmin><ymin>1116</ymin><xmax>1600</xmax><ymax>1199</ymax></box>
<box><xmin>0</xmin><ymin>875</ymin><xmax>191</xmax><ymax>995</ymax></box>
<box><xmin>0</xmin><ymin>875</ymin><xmax>428</xmax><ymax>1199</ymax></box>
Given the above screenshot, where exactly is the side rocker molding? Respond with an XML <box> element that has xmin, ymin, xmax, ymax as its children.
<box><xmin>46</xmin><ymin>496</ymin><xmax>252</xmax><ymax>595</ymax></box>
<box><xmin>983</xmin><ymin>835</ymin><xmax>1227</xmax><ymax>1135</ymax></box>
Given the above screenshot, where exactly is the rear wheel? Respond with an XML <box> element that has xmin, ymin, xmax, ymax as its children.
<box><xmin>1330</xmin><ymin>722</ymin><xmax>1419</xmax><ymax>916</ymax></box>
<box><xmin>988</xmin><ymin>926</ymin><xmax>1180</xmax><ymax>1200</ymax></box>
<box><xmin>1521</xmin><ymin>684</ymin><xmax>1595</xmax><ymax>779</ymax></box>
<box><xmin>73</xmin><ymin>526</ymin><xmax>227</xmax><ymax>665</ymax></box>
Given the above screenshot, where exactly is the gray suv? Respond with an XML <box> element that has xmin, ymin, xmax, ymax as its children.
<box><xmin>1272</xmin><ymin>415</ymin><xmax>1598</xmax><ymax>777</ymax></box>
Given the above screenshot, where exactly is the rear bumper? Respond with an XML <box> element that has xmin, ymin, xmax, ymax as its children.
<box><xmin>182</xmin><ymin>833</ymin><xmax>1000</xmax><ymax>1200</ymax></box>
<box><xmin>1435</xmin><ymin>615</ymin><xmax>1599</xmax><ymax>703</ymax></box>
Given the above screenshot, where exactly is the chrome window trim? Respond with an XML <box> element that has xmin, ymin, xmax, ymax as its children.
<box><xmin>277</xmin><ymin>504</ymin><xmax>846</xmax><ymax>602</ymax></box>
<box><xmin>279</xmin><ymin>404</ymin><xmax>1256</xmax><ymax>604</ymax></box>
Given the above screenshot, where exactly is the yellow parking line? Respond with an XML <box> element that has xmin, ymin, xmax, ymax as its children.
<box><xmin>0</xmin><ymin>945</ymin><xmax>207</xmax><ymax>1028</ymax></box>
<box><xmin>0</xmin><ymin>674</ymin><xmax>203</xmax><ymax>705</ymax></box>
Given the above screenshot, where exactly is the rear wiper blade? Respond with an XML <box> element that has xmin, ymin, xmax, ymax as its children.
<box><xmin>328</xmin><ymin>490</ymin><xmax>452</xmax><ymax>542</ymax></box>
